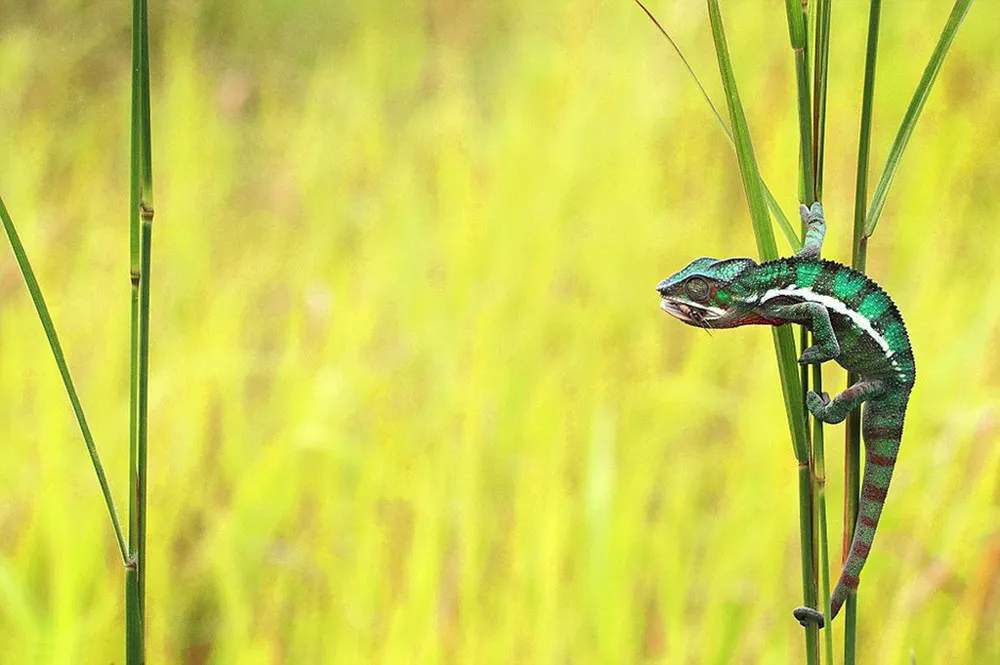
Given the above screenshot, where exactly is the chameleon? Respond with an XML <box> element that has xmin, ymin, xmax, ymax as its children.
<box><xmin>655</xmin><ymin>202</ymin><xmax>914</xmax><ymax>626</ymax></box>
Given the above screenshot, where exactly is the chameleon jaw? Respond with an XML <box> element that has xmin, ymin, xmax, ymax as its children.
<box><xmin>659</xmin><ymin>297</ymin><xmax>723</xmax><ymax>326</ymax></box>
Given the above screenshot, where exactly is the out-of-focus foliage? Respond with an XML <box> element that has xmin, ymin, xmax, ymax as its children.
<box><xmin>0</xmin><ymin>1</ymin><xmax>998</xmax><ymax>663</ymax></box>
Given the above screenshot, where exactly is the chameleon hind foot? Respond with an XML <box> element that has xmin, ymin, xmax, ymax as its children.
<box><xmin>792</xmin><ymin>606</ymin><xmax>825</xmax><ymax>629</ymax></box>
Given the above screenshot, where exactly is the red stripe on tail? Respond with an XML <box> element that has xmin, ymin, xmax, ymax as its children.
<box><xmin>862</xmin><ymin>482</ymin><xmax>887</xmax><ymax>503</ymax></box>
<box><xmin>868</xmin><ymin>453</ymin><xmax>896</xmax><ymax>467</ymax></box>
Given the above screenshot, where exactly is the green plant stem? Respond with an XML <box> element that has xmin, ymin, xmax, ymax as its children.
<box><xmin>136</xmin><ymin>0</ymin><xmax>154</xmax><ymax>621</ymax></box>
<box><xmin>136</xmin><ymin>210</ymin><xmax>152</xmax><ymax>624</ymax></box>
<box><xmin>0</xmin><ymin>196</ymin><xmax>129</xmax><ymax>562</ymax></box>
<box><xmin>812</xmin><ymin>0</ymin><xmax>832</xmax><ymax>200</ymax></box>
<box><xmin>805</xmin><ymin>2</ymin><xmax>835</xmax><ymax>661</ymax></box>
<box><xmin>125</xmin><ymin>563</ymin><xmax>141</xmax><ymax>660</ymax></box>
<box><xmin>812</xmin><ymin>363</ymin><xmax>834</xmax><ymax>663</ymax></box>
<box><xmin>127</xmin><ymin>0</ymin><xmax>153</xmax><ymax>662</ymax></box>
<box><xmin>845</xmin><ymin>2</ymin><xmax>882</xmax><ymax>661</ymax></box>
<box><xmin>127</xmin><ymin>0</ymin><xmax>141</xmax><ymax>579</ymax></box>
<box><xmin>784</xmin><ymin>3</ymin><xmax>822</xmax><ymax>661</ymax></box>
<box><xmin>785</xmin><ymin>0</ymin><xmax>815</xmax><ymax>205</ymax></box>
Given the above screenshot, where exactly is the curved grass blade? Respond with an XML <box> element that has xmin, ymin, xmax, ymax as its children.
<box><xmin>702</xmin><ymin>0</ymin><xmax>807</xmax><ymax>458</ymax></box>
<box><xmin>634</xmin><ymin>0</ymin><xmax>801</xmax><ymax>252</ymax></box>
<box><xmin>0</xmin><ymin>195</ymin><xmax>128</xmax><ymax>562</ymax></box>
<box><xmin>864</xmin><ymin>0</ymin><xmax>973</xmax><ymax>238</ymax></box>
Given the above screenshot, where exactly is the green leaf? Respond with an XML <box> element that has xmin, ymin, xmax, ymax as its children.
<box><xmin>704</xmin><ymin>0</ymin><xmax>808</xmax><ymax>462</ymax></box>
<box><xmin>864</xmin><ymin>0</ymin><xmax>973</xmax><ymax>238</ymax></box>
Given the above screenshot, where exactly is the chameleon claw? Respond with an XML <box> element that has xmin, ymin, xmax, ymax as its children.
<box><xmin>797</xmin><ymin>346</ymin><xmax>826</xmax><ymax>365</ymax></box>
<box><xmin>799</xmin><ymin>201</ymin><xmax>825</xmax><ymax>224</ymax></box>
<box><xmin>792</xmin><ymin>606</ymin><xmax>825</xmax><ymax>629</ymax></box>
<box><xmin>807</xmin><ymin>390</ymin><xmax>830</xmax><ymax>406</ymax></box>
<box><xmin>805</xmin><ymin>390</ymin><xmax>831</xmax><ymax>419</ymax></box>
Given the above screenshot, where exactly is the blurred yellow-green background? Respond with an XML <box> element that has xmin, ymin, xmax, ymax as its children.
<box><xmin>1</xmin><ymin>1</ymin><xmax>999</xmax><ymax>663</ymax></box>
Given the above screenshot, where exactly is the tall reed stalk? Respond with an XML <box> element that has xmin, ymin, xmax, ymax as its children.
<box><xmin>809</xmin><ymin>4</ymin><xmax>835</xmax><ymax>659</ymax></box>
<box><xmin>1</xmin><ymin>1</ymin><xmax>154</xmax><ymax>662</ymax></box>
<box><xmin>127</xmin><ymin>0</ymin><xmax>155</xmax><ymax>662</ymax></box>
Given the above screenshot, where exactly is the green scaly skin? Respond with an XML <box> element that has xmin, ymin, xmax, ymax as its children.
<box><xmin>655</xmin><ymin>203</ymin><xmax>914</xmax><ymax>627</ymax></box>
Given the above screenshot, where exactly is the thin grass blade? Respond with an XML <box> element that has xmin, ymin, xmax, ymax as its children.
<box><xmin>703</xmin><ymin>0</ymin><xmax>808</xmax><ymax>459</ymax></box>
<box><xmin>634</xmin><ymin>0</ymin><xmax>801</xmax><ymax>251</ymax></box>
<box><xmin>0</xmin><ymin>196</ymin><xmax>128</xmax><ymax>562</ymax></box>
<box><xmin>864</xmin><ymin>0</ymin><xmax>973</xmax><ymax>237</ymax></box>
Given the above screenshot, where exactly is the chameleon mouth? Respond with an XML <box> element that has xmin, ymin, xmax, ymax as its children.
<box><xmin>659</xmin><ymin>297</ymin><xmax>722</xmax><ymax>327</ymax></box>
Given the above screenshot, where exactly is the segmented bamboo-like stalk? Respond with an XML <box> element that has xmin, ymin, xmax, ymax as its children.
<box><xmin>127</xmin><ymin>0</ymin><xmax>154</xmax><ymax>662</ymax></box>
<box><xmin>809</xmin><ymin>3</ymin><xmax>835</xmax><ymax>662</ymax></box>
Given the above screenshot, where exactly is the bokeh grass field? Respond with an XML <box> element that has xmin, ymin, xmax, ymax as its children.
<box><xmin>1</xmin><ymin>1</ymin><xmax>999</xmax><ymax>663</ymax></box>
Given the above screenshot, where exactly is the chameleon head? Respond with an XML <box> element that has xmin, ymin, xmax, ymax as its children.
<box><xmin>655</xmin><ymin>257</ymin><xmax>758</xmax><ymax>329</ymax></box>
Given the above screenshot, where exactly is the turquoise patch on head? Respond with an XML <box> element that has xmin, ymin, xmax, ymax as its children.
<box><xmin>662</xmin><ymin>257</ymin><xmax>753</xmax><ymax>288</ymax></box>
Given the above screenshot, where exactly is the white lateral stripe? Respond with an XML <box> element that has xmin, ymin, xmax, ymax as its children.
<box><xmin>760</xmin><ymin>286</ymin><xmax>894</xmax><ymax>357</ymax></box>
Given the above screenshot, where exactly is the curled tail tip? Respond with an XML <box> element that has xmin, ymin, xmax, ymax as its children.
<box><xmin>792</xmin><ymin>606</ymin><xmax>825</xmax><ymax>629</ymax></box>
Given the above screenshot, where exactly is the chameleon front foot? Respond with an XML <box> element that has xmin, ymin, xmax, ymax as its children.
<box><xmin>805</xmin><ymin>390</ymin><xmax>831</xmax><ymax>420</ymax></box>
<box><xmin>792</xmin><ymin>606</ymin><xmax>825</xmax><ymax>629</ymax></box>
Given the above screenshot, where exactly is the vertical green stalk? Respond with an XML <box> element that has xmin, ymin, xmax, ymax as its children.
<box><xmin>127</xmin><ymin>0</ymin><xmax>154</xmax><ymax>662</ymax></box>
<box><xmin>811</xmin><ymin>367</ymin><xmax>834</xmax><ymax>664</ymax></box>
<box><xmin>137</xmin><ymin>0</ymin><xmax>155</xmax><ymax>620</ymax></box>
<box><xmin>705</xmin><ymin>4</ymin><xmax>816</xmax><ymax>663</ymax></box>
<box><xmin>126</xmin><ymin>0</ymin><xmax>142</xmax><ymax>655</ymax></box>
<box><xmin>126</xmin><ymin>0</ymin><xmax>142</xmax><ymax>605</ymax></box>
<box><xmin>812</xmin><ymin>0</ymin><xmax>832</xmax><ymax>200</ymax></box>
<box><xmin>809</xmin><ymin>2</ymin><xmax>835</xmax><ymax>661</ymax></box>
<box><xmin>845</xmin><ymin>3</ymin><xmax>881</xmax><ymax>661</ymax></box>
<box><xmin>784</xmin><ymin>2</ymin><xmax>824</xmax><ymax>662</ymax></box>
<box><xmin>785</xmin><ymin>0</ymin><xmax>815</xmax><ymax>205</ymax></box>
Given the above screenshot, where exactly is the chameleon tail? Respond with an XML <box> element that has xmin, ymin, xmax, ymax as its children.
<box><xmin>830</xmin><ymin>390</ymin><xmax>909</xmax><ymax>619</ymax></box>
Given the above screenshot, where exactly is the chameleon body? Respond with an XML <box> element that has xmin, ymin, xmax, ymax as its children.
<box><xmin>655</xmin><ymin>203</ymin><xmax>914</xmax><ymax>622</ymax></box>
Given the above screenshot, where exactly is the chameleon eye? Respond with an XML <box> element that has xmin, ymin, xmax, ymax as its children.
<box><xmin>685</xmin><ymin>277</ymin><xmax>710</xmax><ymax>302</ymax></box>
